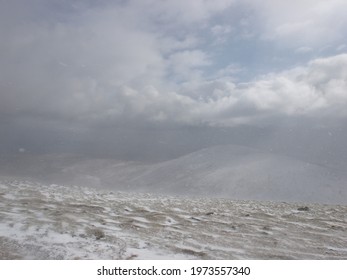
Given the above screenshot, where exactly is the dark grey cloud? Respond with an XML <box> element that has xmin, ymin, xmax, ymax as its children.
<box><xmin>0</xmin><ymin>0</ymin><xmax>347</xmax><ymax>165</ymax></box>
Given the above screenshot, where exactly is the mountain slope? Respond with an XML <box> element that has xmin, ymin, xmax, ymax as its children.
<box><xmin>1</xmin><ymin>145</ymin><xmax>346</xmax><ymax>204</ymax></box>
<box><xmin>115</xmin><ymin>145</ymin><xmax>346</xmax><ymax>204</ymax></box>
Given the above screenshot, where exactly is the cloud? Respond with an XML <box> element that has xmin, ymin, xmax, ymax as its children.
<box><xmin>168</xmin><ymin>50</ymin><xmax>211</xmax><ymax>81</ymax></box>
<box><xmin>295</xmin><ymin>47</ymin><xmax>313</xmax><ymax>54</ymax></box>
<box><xmin>225</xmin><ymin>53</ymin><xmax>347</xmax><ymax>121</ymax></box>
<box><xmin>134</xmin><ymin>0</ymin><xmax>235</xmax><ymax>25</ymax></box>
<box><xmin>211</xmin><ymin>24</ymin><xmax>233</xmax><ymax>44</ymax></box>
<box><xmin>152</xmin><ymin>53</ymin><xmax>347</xmax><ymax>126</ymax></box>
<box><xmin>0</xmin><ymin>0</ymin><xmax>346</xmax><ymax>132</ymax></box>
<box><xmin>81</xmin><ymin>53</ymin><xmax>347</xmax><ymax>127</ymax></box>
<box><xmin>248</xmin><ymin>0</ymin><xmax>347</xmax><ymax>49</ymax></box>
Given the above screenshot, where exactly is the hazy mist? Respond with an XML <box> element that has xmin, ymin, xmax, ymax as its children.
<box><xmin>1</xmin><ymin>1</ymin><xmax>347</xmax><ymax>204</ymax></box>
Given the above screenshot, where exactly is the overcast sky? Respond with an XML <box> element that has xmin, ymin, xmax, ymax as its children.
<box><xmin>1</xmin><ymin>0</ymin><xmax>347</xmax><ymax>162</ymax></box>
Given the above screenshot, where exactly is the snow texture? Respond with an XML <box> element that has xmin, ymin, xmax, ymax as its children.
<box><xmin>0</xmin><ymin>179</ymin><xmax>346</xmax><ymax>259</ymax></box>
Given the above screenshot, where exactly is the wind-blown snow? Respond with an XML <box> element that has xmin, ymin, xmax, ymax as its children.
<box><xmin>0</xmin><ymin>179</ymin><xmax>346</xmax><ymax>259</ymax></box>
<box><xmin>2</xmin><ymin>145</ymin><xmax>345</xmax><ymax>204</ymax></box>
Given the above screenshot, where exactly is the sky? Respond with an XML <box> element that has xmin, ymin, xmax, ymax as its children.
<box><xmin>1</xmin><ymin>0</ymin><xmax>347</xmax><ymax>164</ymax></box>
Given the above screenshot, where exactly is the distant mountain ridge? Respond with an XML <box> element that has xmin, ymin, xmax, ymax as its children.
<box><xmin>104</xmin><ymin>144</ymin><xmax>346</xmax><ymax>204</ymax></box>
<box><xmin>0</xmin><ymin>145</ymin><xmax>346</xmax><ymax>204</ymax></box>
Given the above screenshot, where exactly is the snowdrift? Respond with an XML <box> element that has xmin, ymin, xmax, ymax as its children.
<box><xmin>0</xmin><ymin>179</ymin><xmax>346</xmax><ymax>259</ymax></box>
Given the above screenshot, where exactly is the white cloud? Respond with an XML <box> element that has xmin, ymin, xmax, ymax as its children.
<box><xmin>82</xmin><ymin>53</ymin><xmax>347</xmax><ymax>127</ymax></box>
<box><xmin>248</xmin><ymin>0</ymin><xmax>347</xmax><ymax>48</ymax></box>
<box><xmin>168</xmin><ymin>50</ymin><xmax>211</xmax><ymax>81</ymax></box>
<box><xmin>242</xmin><ymin>54</ymin><xmax>347</xmax><ymax>116</ymax></box>
<box><xmin>160</xmin><ymin>54</ymin><xmax>347</xmax><ymax>125</ymax></box>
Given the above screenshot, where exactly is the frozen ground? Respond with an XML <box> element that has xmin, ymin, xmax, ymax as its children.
<box><xmin>0</xmin><ymin>179</ymin><xmax>346</xmax><ymax>259</ymax></box>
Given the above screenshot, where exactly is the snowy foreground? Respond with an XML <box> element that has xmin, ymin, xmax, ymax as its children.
<box><xmin>0</xmin><ymin>179</ymin><xmax>346</xmax><ymax>260</ymax></box>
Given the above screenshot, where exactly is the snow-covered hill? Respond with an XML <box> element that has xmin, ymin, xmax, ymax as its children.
<box><xmin>105</xmin><ymin>145</ymin><xmax>346</xmax><ymax>204</ymax></box>
<box><xmin>1</xmin><ymin>145</ymin><xmax>346</xmax><ymax>204</ymax></box>
<box><xmin>1</xmin><ymin>179</ymin><xmax>346</xmax><ymax>259</ymax></box>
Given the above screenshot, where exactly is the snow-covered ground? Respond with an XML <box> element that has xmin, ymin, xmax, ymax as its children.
<box><xmin>1</xmin><ymin>179</ymin><xmax>346</xmax><ymax>259</ymax></box>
